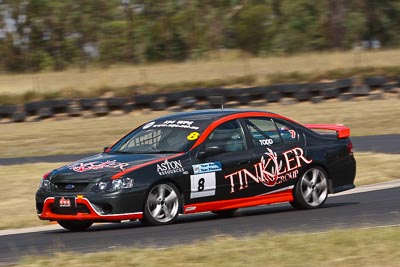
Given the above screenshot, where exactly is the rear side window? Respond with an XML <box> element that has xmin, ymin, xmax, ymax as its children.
<box><xmin>275</xmin><ymin>121</ymin><xmax>298</xmax><ymax>145</ymax></box>
<box><xmin>244</xmin><ymin>118</ymin><xmax>282</xmax><ymax>147</ymax></box>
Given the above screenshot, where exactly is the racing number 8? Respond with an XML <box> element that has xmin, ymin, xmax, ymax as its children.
<box><xmin>187</xmin><ymin>132</ymin><xmax>200</xmax><ymax>141</ymax></box>
<box><xmin>198</xmin><ymin>178</ymin><xmax>205</xmax><ymax>191</ymax></box>
<box><xmin>190</xmin><ymin>173</ymin><xmax>215</xmax><ymax>199</ymax></box>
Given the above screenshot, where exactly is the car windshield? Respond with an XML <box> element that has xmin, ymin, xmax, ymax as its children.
<box><xmin>109</xmin><ymin>119</ymin><xmax>208</xmax><ymax>154</ymax></box>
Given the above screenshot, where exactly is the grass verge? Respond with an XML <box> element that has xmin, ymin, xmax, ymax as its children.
<box><xmin>18</xmin><ymin>226</ymin><xmax>400</xmax><ymax>267</ymax></box>
<box><xmin>0</xmin><ymin>152</ymin><xmax>398</xmax><ymax>230</ymax></box>
<box><xmin>1</xmin><ymin>98</ymin><xmax>399</xmax><ymax>158</ymax></box>
<box><xmin>0</xmin><ymin>163</ymin><xmax>67</xmax><ymax>230</ymax></box>
<box><xmin>1</xmin><ymin>49</ymin><xmax>400</xmax><ymax>104</ymax></box>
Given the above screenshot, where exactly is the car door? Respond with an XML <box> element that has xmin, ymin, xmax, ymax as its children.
<box><xmin>241</xmin><ymin>117</ymin><xmax>310</xmax><ymax>195</ymax></box>
<box><xmin>188</xmin><ymin>119</ymin><xmax>258</xmax><ymax>203</ymax></box>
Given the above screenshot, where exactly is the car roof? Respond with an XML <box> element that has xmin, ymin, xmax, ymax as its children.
<box><xmin>155</xmin><ymin>109</ymin><xmax>278</xmax><ymax>121</ymax></box>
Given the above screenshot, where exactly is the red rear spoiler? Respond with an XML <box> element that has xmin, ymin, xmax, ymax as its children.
<box><xmin>304</xmin><ymin>124</ymin><xmax>350</xmax><ymax>139</ymax></box>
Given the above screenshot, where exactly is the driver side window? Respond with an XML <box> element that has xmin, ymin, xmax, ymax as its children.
<box><xmin>204</xmin><ymin>120</ymin><xmax>246</xmax><ymax>152</ymax></box>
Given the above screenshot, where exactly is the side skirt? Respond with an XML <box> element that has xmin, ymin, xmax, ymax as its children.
<box><xmin>183</xmin><ymin>187</ymin><xmax>294</xmax><ymax>214</ymax></box>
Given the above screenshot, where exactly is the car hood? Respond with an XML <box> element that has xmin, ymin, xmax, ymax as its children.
<box><xmin>49</xmin><ymin>153</ymin><xmax>176</xmax><ymax>182</ymax></box>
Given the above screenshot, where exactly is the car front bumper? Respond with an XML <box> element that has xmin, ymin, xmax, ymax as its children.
<box><xmin>38</xmin><ymin>197</ymin><xmax>143</xmax><ymax>222</ymax></box>
<box><xmin>36</xmin><ymin>187</ymin><xmax>146</xmax><ymax>222</ymax></box>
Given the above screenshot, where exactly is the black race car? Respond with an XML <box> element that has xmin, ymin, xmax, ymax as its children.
<box><xmin>36</xmin><ymin>109</ymin><xmax>356</xmax><ymax>231</ymax></box>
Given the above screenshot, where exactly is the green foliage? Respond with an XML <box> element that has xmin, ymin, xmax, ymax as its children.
<box><xmin>234</xmin><ymin>4</ymin><xmax>271</xmax><ymax>54</ymax></box>
<box><xmin>1</xmin><ymin>0</ymin><xmax>400</xmax><ymax>72</ymax></box>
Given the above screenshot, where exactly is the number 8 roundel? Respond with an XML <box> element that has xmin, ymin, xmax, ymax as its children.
<box><xmin>190</xmin><ymin>173</ymin><xmax>216</xmax><ymax>199</ymax></box>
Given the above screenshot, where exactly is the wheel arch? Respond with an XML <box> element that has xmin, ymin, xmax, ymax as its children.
<box><xmin>144</xmin><ymin>178</ymin><xmax>185</xmax><ymax>213</ymax></box>
<box><xmin>300</xmin><ymin>162</ymin><xmax>333</xmax><ymax>194</ymax></box>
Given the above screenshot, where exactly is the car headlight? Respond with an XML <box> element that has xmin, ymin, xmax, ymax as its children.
<box><xmin>96</xmin><ymin>177</ymin><xmax>134</xmax><ymax>192</ymax></box>
<box><xmin>39</xmin><ymin>179</ymin><xmax>51</xmax><ymax>191</ymax></box>
<box><xmin>39</xmin><ymin>171</ymin><xmax>52</xmax><ymax>191</ymax></box>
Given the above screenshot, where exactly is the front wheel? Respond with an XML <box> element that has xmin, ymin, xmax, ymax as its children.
<box><xmin>290</xmin><ymin>167</ymin><xmax>328</xmax><ymax>210</ymax></box>
<box><xmin>57</xmin><ymin>220</ymin><xmax>93</xmax><ymax>231</ymax></box>
<box><xmin>141</xmin><ymin>183</ymin><xmax>181</xmax><ymax>226</ymax></box>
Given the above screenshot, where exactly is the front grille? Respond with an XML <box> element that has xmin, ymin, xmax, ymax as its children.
<box><xmin>51</xmin><ymin>204</ymin><xmax>91</xmax><ymax>215</ymax></box>
<box><xmin>54</xmin><ymin>183</ymin><xmax>89</xmax><ymax>192</ymax></box>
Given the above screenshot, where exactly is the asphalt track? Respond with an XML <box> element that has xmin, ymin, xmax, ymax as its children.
<box><xmin>0</xmin><ymin>134</ymin><xmax>399</xmax><ymax>166</ymax></box>
<box><xmin>0</xmin><ymin>184</ymin><xmax>399</xmax><ymax>266</ymax></box>
<box><xmin>0</xmin><ymin>134</ymin><xmax>399</xmax><ymax>265</ymax></box>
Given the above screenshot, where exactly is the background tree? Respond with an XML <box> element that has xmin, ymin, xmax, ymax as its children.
<box><xmin>1</xmin><ymin>0</ymin><xmax>400</xmax><ymax>72</ymax></box>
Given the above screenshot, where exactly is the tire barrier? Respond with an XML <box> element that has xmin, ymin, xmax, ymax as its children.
<box><xmin>105</xmin><ymin>97</ymin><xmax>130</xmax><ymax>110</ymax></box>
<box><xmin>25</xmin><ymin>100</ymin><xmax>48</xmax><ymax>116</ymax></box>
<box><xmin>0</xmin><ymin>105</ymin><xmax>17</xmax><ymax>119</ymax></box>
<box><xmin>178</xmin><ymin>96</ymin><xmax>197</xmax><ymax>109</ymax></box>
<box><xmin>12</xmin><ymin>111</ymin><xmax>26</xmax><ymax>123</ymax></box>
<box><xmin>78</xmin><ymin>98</ymin><xmax>99</xmax><ymax>110</ymax></box>
<box><xmin>320</xmin><ymin>87</ymin><xmax>340</xmax><ymax>99</ymax></box>
<box><xmin>237</xmin><ymin>94</ymin><xmax>252</xmax><ymax>105</ymax></box>
<box><xmin>335</xmin><ymin>78</ymin><xmax>353</xmax><ymax>89</ymax></box>
<box><xmin>293</xmin><ymin>88</ymin><xmax>312</xmax><ymax>101</ymax></box>
<box><xmin>351</xmin><ymin>85</ymin><xmax>371</xmax><ymax>96</ymax></box>
<box><xmin>338</xmin><ymin>92</ymin><xmax>354</xmax><ymax>101</ymax></box>
<box><xmin>264</xmin><ymin>90</ymin><xmax>282</xmax><ymax>102</ymax></box>
<box><xmin>364</xmin><ymin>76</ymin><xmax>387</xmax><ymax>88</ymax></box>
<box><xmin>207</xmin><ymin>95</ymin><xmax>225</xmax><ymax>108</ymax></box>
<box><xmin>122</xmin><ymin>103</ymin><xmax>135</xmax><ymax>113</ymax></box>
<box><xmin>49</xmin><ymin>99</ymin><xmax>70</xmax><ymax>114</ymax></box>
<box><xmin>164</xmin><ymin>92</ymin><xmax>184</xmax><ymax>106</ymax></box>
<box><xmin>382</xmin><ymin>82</ymin><xmax>398</xmax><ymax>93</ymax></box>
<box><xmin>133</xmin><ymin>94</ymin><xmax>161</xmax><ymax>108</ymax></box>
<box><xmin>92</xmin><ymin>100</ymin><xmax>109</xmax><ymax>116</ymax></box>
<box><xmin>68</xmin><ymin>105</ymin><xmax>82</xmax><ymax>117</ymax></box>
<box><xmin>1</xmin><ymin>76</ymin><xmax>399</xmax><ymax>123</ymax></box>
<box><xmin>37</xmin><ymin>107</ymin><xmax>53</xmax><ymax>119</ymax></box>
<box><xmin>150</xmin><ymin>98</ymin><xmax>168</xmax><ymax>111</ymax></box>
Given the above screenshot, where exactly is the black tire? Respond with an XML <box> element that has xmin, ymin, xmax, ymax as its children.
<box><xmin>141</xmin><ymin>183</ymin><xmax>181</xmax><ymax>226</ymax></box>
<box><xmin>58</xmin><ymin>220</ymin><xmax>93</xmax><ymax>231</ymax></box>
<box><xmin>290</xmin><ymin>167</ymin><xmax>328</xmax><ymax>210</ymax></box>
<box><xmin>211</xmin><ymin>208</ymin><xmax>238</xmax><ymax>216</ymax></box>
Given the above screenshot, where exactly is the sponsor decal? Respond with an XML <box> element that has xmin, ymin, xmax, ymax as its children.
<box><xmin>288</xmin><ymin>130</ymin><xmax>296</xmax><ymax>138</ymax></box>
<box><xmin>185</xmin><ymin>206</ymin><xmax>197</xmax><ymax>212</ymax></box>
<box><xmin>58</xmin><ymin>197</ymin><xmax>71</xmax><ymax>207</ymax></box>
<box><xmin>224</xmin><ymin>147</ymin><xmax>312</xmax><ymax>193</ymax></box>
<box><xmin>151</xmin><ymin>120</ymin><xmax>200</xmax><ymax>130</ymax></box>
<box><xmin>187</xmin><ymin>131</ymin><xmax>200</xmax><ymax>141</ymax></box>
<box><xmin>192</xmin><ymin>162</ymin><xmax>222</xmax><ymax>174</ymax></box>
<box><xmin>142</xmin><ymin>121</ymin><xmax>155</xmax><ymax>129</ymax></box>
<box><xmin>157</xmin><ymin>159</ymin><xmax>184</xmax><ymax>175</ymax></box>
<box><xmin>69</xmin><ymin>160</ymin><xmax>129</xmax><ymax>173</ymax></box>
<box><xmin>190</xmin><ymin>172</ymin><xmax>216</xmax><ymax>199</ymax></box>
<box><xmin>259</xmin><ymin>139</ymin><xmax>274</xmax><ymax>146</ymax></box>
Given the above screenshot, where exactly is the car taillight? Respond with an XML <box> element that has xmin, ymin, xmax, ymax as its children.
<box><xmin>347</xmin><ymin>140</ymin><xmax>353</xmax><ymax>154</ymax></box>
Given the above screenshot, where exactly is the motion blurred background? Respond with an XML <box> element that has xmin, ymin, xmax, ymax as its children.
<box><xmin>0</xmin><ymin>1</ymin><xmax>400</xmax><ymax>266</ymax></box>
<box><xmin>1</xmin><ymin>0</ymin><xmax>399</xmax><ymax>71</ymax></box>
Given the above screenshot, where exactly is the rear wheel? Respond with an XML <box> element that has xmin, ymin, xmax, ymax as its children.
<box><xmin>290</xmin><ymin>167</ymin><xmax>328</xmax><ymax>210</ymax></box>
<box><xmin>57</xmin><ymin>220</ymin><xmax>93</xmax><ymax>231</ymax></box>
<box><xmin>142</xmin><ymin>183</ymin><xmax>181</xmax><ymax>226</ymax></box>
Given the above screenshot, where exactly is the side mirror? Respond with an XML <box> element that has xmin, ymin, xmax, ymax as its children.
<box><xmin>103</xmin><ymin>146</ymin><xmax>109</xmax><ymax>152</ymax></box>
<box><xmin>197</xmin><ymin>146</ymin><xmax>224</xmax><ymax>160</ymax></box>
